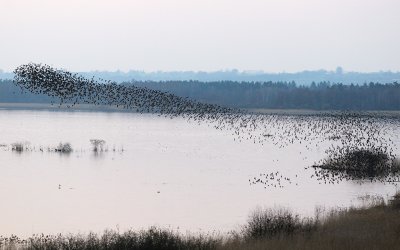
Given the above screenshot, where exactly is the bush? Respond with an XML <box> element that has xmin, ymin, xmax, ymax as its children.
<box><xmin>55</xmin><ymin>142</ymin><xmax>73</xmax><ymax>153</ymax></box>
<box><xmin>242</xmin><ymin>208</ymin><xmax>316</xmax><ymax>240</ymax></box>
<box><xmin>11</xmin><ymin>142</ymin><xmax>26</xmax><ymax>152</ymax></box>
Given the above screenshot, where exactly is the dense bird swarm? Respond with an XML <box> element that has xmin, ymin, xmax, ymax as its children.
<box><xmin>310</xmin><ymin>148</ymin><xmax>400</xmax><ymax>184</ymax></box>
<box><xmin>13</xmin><ymin>63</ymin><xmax>235</xmax><ymax>116</ymax></box>
<box><xmin>12</xmin><ymin>63</ymin><xmax>400</xmax><ymax>186</ymax></box>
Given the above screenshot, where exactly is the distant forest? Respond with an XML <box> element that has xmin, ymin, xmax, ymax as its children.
<box><xmin>1</xmin><ymin>79</ymin><xmax>400</xmax><ymax>110</ymax></box>
<box><xmin>2</xmin><ymin>68</ymin><xmax>400</xmax><ymax>85</ymax></box>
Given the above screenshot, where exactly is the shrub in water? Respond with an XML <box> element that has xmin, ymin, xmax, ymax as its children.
<box><xmin>11</xmin><ymin>142</ymin><xmax>26</xmax><ymax>152</ymax></box>
<box><xmin>55</xmin><ymin>142</ymin><xmax>73</xmax><ymax>153</ymax></box>
<box><xmin>90</xmin><ymin>139</ymin><xmax>106</xmax><ymax>152</ymax></box>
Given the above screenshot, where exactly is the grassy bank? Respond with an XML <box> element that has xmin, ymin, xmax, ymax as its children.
<box><xmin>224</xmin><ymin>194</ymin><xmax>400</xmax><ymax>250</ymax></box>
<box><xmin>1</xmin><ymin>194</ymin><xmax>400</xmax><ymax>250</ymax></box>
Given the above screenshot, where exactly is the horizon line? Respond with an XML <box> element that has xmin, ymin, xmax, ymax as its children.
<box><xmin>1</xmin><ymin>67</ymin><xmax>400</xmax><ymax>75</ymax></box>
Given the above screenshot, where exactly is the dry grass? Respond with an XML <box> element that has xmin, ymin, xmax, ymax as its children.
<box><xmin>220</xmin><ymin>195</ymin><xmax>400</xmax><ymax>250</ymax></box>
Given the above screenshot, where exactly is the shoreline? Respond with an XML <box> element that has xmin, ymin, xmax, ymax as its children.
<box><xmin>2</xmin><ymin>103</ymin><xmax>400</xmax><ymax>117</ymax></box>
<box><xmin>0</xmin><ymin>102</ymin><xmax>137</xmax><ymax>113</ymax></box>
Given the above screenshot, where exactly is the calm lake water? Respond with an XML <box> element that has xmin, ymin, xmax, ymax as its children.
<box><xmin>0</xmin><ymin>109</ymin><xmax>399</xmax><ymax>237</ymax></box>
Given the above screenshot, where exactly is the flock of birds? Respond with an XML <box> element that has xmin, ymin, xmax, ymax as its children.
<box><xmin>307</xmin><ymin>148</ymin><xmax>400</xmax><ymax>185</ymax></box>
<box><xmin>12</xmin><ymin>63</ymin><xmax>400</xmax><ymax>188</ymax></box>
<box><xmin>249</xmin><ymin>171</ymin><xmax>299</xmax><ymax>188</ymax></box>
<box><xmin>13</xmin><ymin>63</ymin><xmax>235</xmax><ymax>118</ymax></box>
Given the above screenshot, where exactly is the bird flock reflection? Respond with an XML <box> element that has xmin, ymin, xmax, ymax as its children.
<box><xmin>12</xmin><ymin>63</ymin><xmax>400</xmax><ymax>187</ymax></box>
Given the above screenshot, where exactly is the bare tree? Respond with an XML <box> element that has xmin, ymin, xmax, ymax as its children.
<box><xmin>90</xmin><ymin>139</ymin><xmax>106</xmax><ymax>152</ymax></box>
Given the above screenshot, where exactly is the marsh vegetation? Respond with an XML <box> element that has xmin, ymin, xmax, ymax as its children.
<box><xmin>1</xmin><ymin>139</ymin><xmax>124</xmax><ymax>155</ymax></box>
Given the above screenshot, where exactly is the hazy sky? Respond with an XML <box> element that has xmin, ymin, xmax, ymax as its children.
<box><xmin>1</xmin><ymin>0</ymin><xmax>399</xmax><ymax>72</ymax></box>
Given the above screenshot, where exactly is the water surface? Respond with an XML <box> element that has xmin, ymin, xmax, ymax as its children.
<box><xmin>0</xmin><ymin>109</ymin><xmax>398</xmax><ymax>237</ymax></box>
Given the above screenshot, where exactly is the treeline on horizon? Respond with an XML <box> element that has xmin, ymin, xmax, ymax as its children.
<box><xmin>1</xmin><ymin>79</ymin><xmax>400</xmax><ymax>110</ymax></box>
<box><xmin>2</xmin><ymin>67</ymin><xmax>400</xmax><ymax>84</ymax></box>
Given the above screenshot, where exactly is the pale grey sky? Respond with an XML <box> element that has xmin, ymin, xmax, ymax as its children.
<box><xmin>1</xmin><ymin>0</ymin><xmax>399</xmax><ymax>72</ymax></box>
